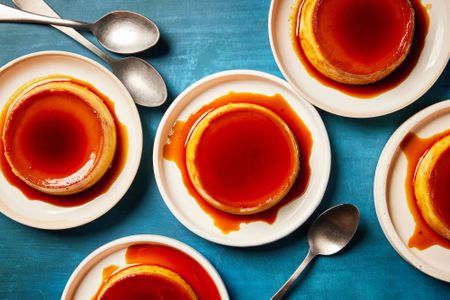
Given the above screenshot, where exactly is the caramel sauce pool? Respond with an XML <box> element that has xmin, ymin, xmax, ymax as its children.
<box><xmin>401</xmin><ymin>131</ymin><xmax>450</xmax><ymax>250</ymax></box>
<box><xmin>164</xmin><ymin>92</ymin><xmax>313</xmax><ymax>233</ymax></box>
<box><xmin>292</xmin><ymin>0</ymin><xmax>430</xmax><ymax>98</ymax></box>
<box><xmin>0</xmin><ymin>75</ymin><xmax>128</xmax><ymax>207</ymax></box>
<box><xmin>92</xmin><ymin>244</ymin><xmax>221</xmax><ymax>300</ymax></box>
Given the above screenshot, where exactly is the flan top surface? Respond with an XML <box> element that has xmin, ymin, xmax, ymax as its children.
<box><xmin>186</xmin><ymin>103</ymin><xmax>299</xmax><ymax>215</ymax></box>
<box><xmin>414</xmin><ymin>135</ymin><xmax>450</xmax><ymax>240</ymax></box>
<box><xmin>314</xmin><ymin>0</ymin><xmax>414</xmax><ymax>76</ymax></box>
<box><xmin>97</xmin><ymin>265</ymin><xmax>197</xmax><ymax>300</ymax></box>
<box><xmin>2</xmin><ymin>78</ymin><xmax>116</xmax><ymax>195</ymax></box>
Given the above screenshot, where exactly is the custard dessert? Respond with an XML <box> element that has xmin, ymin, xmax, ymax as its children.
<box><xmin>299</xmin><ymin>0</ymin><xmax>415</xmax><ymax>85</ymax></box>
<box><xmin>414</xmin><ymin>136</ymin><xmax>450</xmax><ymax>240</ymax></box>
<box><xmin>186</xmin><ymin>103</ymin><xmax>300</xmax><ymax>215</ymax></box>
<box><xmin>2</xmin><ymin>78</ymin><xmax>116</xmax><ymax>195</ymax></box>
<box><xmin>97</xmin><ymin>265</ymin><xmax>197</xmax><ymax>300</ymax></box>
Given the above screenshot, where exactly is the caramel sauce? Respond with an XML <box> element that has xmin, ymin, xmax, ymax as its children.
<box><xmin>400</xmin><ymin>131</ymin><xmax>450</xmax><ymax>249</ymax></box>
<box><xmin>102</xmin><ymin>265</ymin><xmax>120</xmax><ymax>281</ymax></box>
<box><xmin>0</xmin><ymin>75</ymin><xmax>128</xmax><ymax>207</ymax></box>
<box><xmin>194</xmin><ymin>106</ymin><xmax>298</xmax><ymax>210</ymax></box>
<box><xmin>93</xmin><ymin>244</ymin><xmax>221</xmax><ymax>300</ymax></box>
<box><xmin>164</xmin><ymin>92</ymin><xmax>313</xmax><ymax>233</ymax></box>
<box><xmin>428</xmin><ymin>148</ymin><xmax>450</xmax><ymax>229</ymax></box>
<box><xmin>97</xmin><ymin>270</ymin><xmax>195</xmax><ymax>300</ymax></box>
<box><xmin>91</xmin><ymin>265</ymin><xmax>120</xmax><ymax>300</ymax></box>
<box><xmin>315</xmin><ymin>0</ymin><xmax>414</xmax><ymax>75</ymax></box>
<box><xmin>292</xmin><ymin>0</ymin><xmax>429</xmax><ymax>98</ymax></box>
<box><xmin>4</xmin><ymin>90</ymin><xmax>103</xmax><ymax>182</ymax></box>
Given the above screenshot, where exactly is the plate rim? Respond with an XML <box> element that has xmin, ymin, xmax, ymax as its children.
<box><xmin>268</xmin><ymin>0</ymin><xmax>450</xmax><ymax>118</ymax></box>
<box><xmin>61</xmin><ymin>234</ymin><xmax>230</xmax><ymax>300</ymax></box>
<box><xmin>373</xmin><ymin>99</ymin><xmax>450</xmax><ymax>282</ymax></box>
<box><xmin>153</xmin><ymin>69</ymin><xmax>331</xmax><ymax>247</ymax></box>
<box><xmin>0</xmin><ymin>50</ymin><xmax>143</xmax><ymax>230</ymax></box>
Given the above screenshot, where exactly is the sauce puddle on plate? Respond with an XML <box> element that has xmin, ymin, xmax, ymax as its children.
<box><xmin>164</xmin><ymin>92</ymin><xmax>313</xmax><ymax>233</ymax></box>
<box><xmin>291</xmin><ymin>0</ymin><xmax>430</xmax><ymax>98</ymax></box>
<box><xmin>92</xmin><ymin>244</ymin><xmax>221</xmax><ymax>300</ymax></box>
<box><xmin>0</xmin><ymin>75</ymin><xmax>128</xmax><ymax>207</ymax></box>
<box><xmin>401</xmin><ymin>130</ymin><xmax>450</xmax><ymax>250</ymax></box>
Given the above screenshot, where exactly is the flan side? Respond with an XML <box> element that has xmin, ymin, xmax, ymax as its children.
<box><xmin>414</xmin><ymin>135</ymin><xmax>450</xmax><ymax>240</ymax></box>
<box><xmin>299</xmin><ymin>0</ymin><xmax>415</xmax><ymax>85</ymax></box>
<box><xmin>2</xmin><ymin>78</ymin><xmax>117</xmax><ymax>195</ymax></box>
<box><xmin>97</xmin><ymin>265</ymin><xmax>197</xmax><ymax>300</ymax></box>
<box><xmin>185</xmin><ymin>103</ymin><xmax>300</xmax><ymax>215</ymax></box>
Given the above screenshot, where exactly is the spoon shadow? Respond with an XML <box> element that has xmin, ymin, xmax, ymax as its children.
<box><xmin>135</xmin><ymin>35</ymin><xmax>171</xmax><ymax>60</ymax></box>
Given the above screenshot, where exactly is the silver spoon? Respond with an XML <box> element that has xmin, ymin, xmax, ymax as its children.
<box><xmin>13</xmin><ymin>0</ymin><xmax>167</xmax><ymax>107</ymax></box>
<box><xmin>271</xmin><ymin>204</ymin><xmax>360</xmax><ymax>300</ymax></box>
<box><xmin>0</xmin><ymin>4</ymin><xmax>159</xmax><ymax>54</ymax></box>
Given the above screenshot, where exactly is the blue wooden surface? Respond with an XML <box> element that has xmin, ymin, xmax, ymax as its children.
<box><xmin>0</xmin><ymin>0</ymin><xmax>449</xmax><ymax>299</ymax></box>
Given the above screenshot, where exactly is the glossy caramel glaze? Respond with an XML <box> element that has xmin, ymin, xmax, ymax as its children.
<box><xmin>0</xmin><ymin>75</ymin><xmax>128</xmax><ymax>207</ymax></box>
<box><xmin>400</xmin><ymin>131</ymin><xmax>450</xmax><ymax>249</ymax></box>
<box><xmin>164</xmin><ymin>92</ymin><xmax>312</xmax><ymax>233</ymax></box>
<box><xmin>317</xmin><ymin>0</ymin><xmax>413</xmax><ymax>74</ymax></box>
<box><xmin>292</xmin><ymin>0</ymin><xmax>429</xmax><ymax>98</ymax></box>
<box><xmin>97</xmin><ymin>265</ymin><xmax>196</xmax><ymax>300</ymax></box>
<box><xmin>93</xmin><ymin>244</ymin><xmax>220</xmax><ymax>300</ymax></box>
<box><xmin>3</xmin><ymin>90</ymin><xmax>103</xmax><ymax>188</ymax></box>
<box><xmin>186</xmin><ymin>103</ymin><xmax>299</xmax><ymax>215</ymax></box>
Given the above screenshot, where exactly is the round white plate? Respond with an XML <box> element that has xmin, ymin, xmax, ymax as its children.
<box><xmin>374</xmin><ymin>100</ymin><xmax>450</xmax><ymax>282</ymax></box>
<box><xmin>0</xmin><ymin>51</ymin><xmax>142</xmax><ymax>229</ymax></box>
<box><xmin>62</xmin><ymin>235</ymin><xmax>229</xmax><ymax>300</ymax></box>
<box><xmin>269</xmin><ymin>0</ymin><xmax>450</xmax><ymax>118</ymax></box>
<box><xmin>154</xmin><ymin>70</ymin><xmax>331</xmax><ymax>247</ymax></box>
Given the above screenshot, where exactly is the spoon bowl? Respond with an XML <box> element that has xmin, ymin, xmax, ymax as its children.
<box><xmin>308</xmin><ymin>204</ymin><xmax>360</xmax><ymax>256</ymax></box>
<box><xmin>94</xmin><ymin>11</ymin><xmax>160</xmax><ymax>55</ymax></box>
<box><xmin>111</xmin><ymin>57</ymin><xmax>167</xmax><ymax>107</ymax></box>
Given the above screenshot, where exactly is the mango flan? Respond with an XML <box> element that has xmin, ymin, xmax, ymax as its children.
<box><xmin>97</xmin><ymin>265</ymin><xmax>197</xmax><ymax>300</ymax></box>
<box><xmin>414</xmin><ymin>135</ymin><xmax>450</xmax><ymax>240</ymax></box>
<box><xmin>2</xmin><ymin>78</ymin><xmax>116</xmax><ymax>195</ymax></box>
<box><xmin>299</xmin><ymin>0</ymin><xmax>415</xmax><ymax>85</ymax></box>
<box><xmin>186</xmin><ymin>103</ymin><xmax>300</xmax><ymax>215</ymax></box>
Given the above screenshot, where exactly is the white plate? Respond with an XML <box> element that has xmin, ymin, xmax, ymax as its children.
<box><xmin>62</xmin><ymin>235</ymin><xmax>229</xmax><ymax>300</ymax></box>
<box><xmin>153</xmin><ymin>70</ymin><xmax>331</xmax><ymax>247</ymax></box>
<box><xmin>374</xmin><ymin>100</ymin><xmax>450</xmax><ymax>282</ymax></box>
<box><xmin>269</xmin><ymin>0</ymin><xmax>450</xmax><ymax>118</ymax></box>
<box><xmin>0</xmin><ymin>51</ymin><xmax>142</xmax><ymax>229</ymax></box>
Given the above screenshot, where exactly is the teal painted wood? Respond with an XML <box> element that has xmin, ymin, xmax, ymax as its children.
<box><xmin>0</xmin><ymin>0</ymin><xmax>449</xmax><ymax>299</ymax></box>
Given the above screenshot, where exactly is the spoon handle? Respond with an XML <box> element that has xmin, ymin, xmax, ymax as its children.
<box><xmin>0</xmin><ymin>3</ymin><xmax>91</xmax><ymax>30</ymax></box>
<box><xmin>12</xmin><ymin>0</ymin><xmax>113</xmax><ymax>64</ymax></box>
<box><xmin>271</xmin><ymin>250</ymin><xmax>317</xmax><ymax>300</ymax></box>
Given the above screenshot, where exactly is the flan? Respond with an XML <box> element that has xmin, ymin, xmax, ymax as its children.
<box><xmin>186</xmin><ymin>103</ymin><xmax>300</xmax><ymax>215</ymax></box>
<box><xmin>414</xmin><ymin>135</ymin><xmax>450</xmax><ymax>240</ymax></box>
<box><xmin>2</xmin><ymin>78</ymin><xmax>116</xmax><ymax>195</ymax></box>
<box><xmin>97</xmin><ymin>265</ymin><xmax>197</xmax><ymax>300</ymax></box>
<box><xmin>299</xmin><ymin>0</ymin><xmax>415</xmax><ymax>85</ymax></box>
